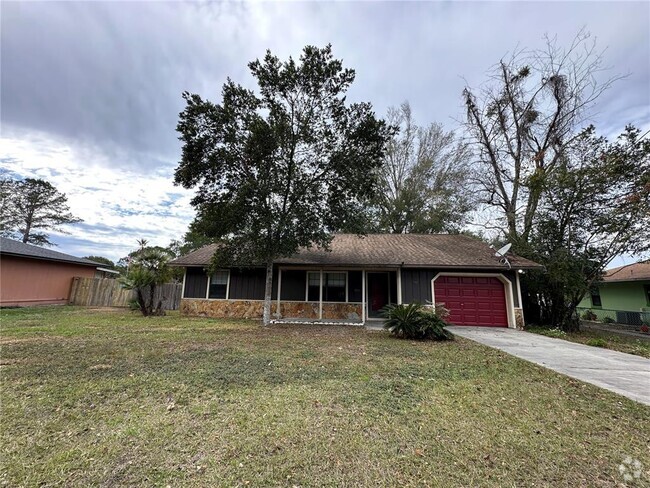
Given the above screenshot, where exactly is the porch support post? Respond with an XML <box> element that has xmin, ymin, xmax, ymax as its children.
<box><xmin>515</xmin><ymin>272</ymin><xmax>524</xmax><ymax>308</ymax></box>
<box><xmin>397</xmin><ymin>267</ymin><xmax>402</xmax><ymax>305</ymax></box>
<box><xmin>515</xmin><ymin>271</ymin><xmax>525</xmax><ymax>328</ymax></box>
<box><xmin>361</xmin><ymin>269</ymin><xmax>366</xmax><ymax>323</ymax></box>
<box><xmin>181</xmin><ymin>269</ymin><xmax>187</xmax><ymax>299</ymax></box>
<box><xmin>276</xmin><ymin>268</ymin><xmax>282</xmax><ymax>318</ymax></box>
<box><xmin>319</xmin><ymin>269</ymin><xmax>323</xmax><ymax>320</ymax></box>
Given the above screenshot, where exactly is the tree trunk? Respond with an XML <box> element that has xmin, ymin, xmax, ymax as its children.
<box><xmin>559</xmin><ymin>301</ymin><xmax>581</xmax><ymax>332</ymax></box>
<box><xmin>262</xmin><ymin>260</ymin><xmax>274</xmax><ymax>326</ymax></box>
<box><xmin>136</xmin><ymin>288</ymin><xmax>148</xmax><ymax>317</ymax></box>
<box><xmin>505</xmin><ymin>204</ymin><xmax>518</xmax><ymax>242</ymax></box>
<box><xmin>148</xmin><ymin>284</ymin><xmax>156</xmax><ymax>316</ymax></box>
<box><xmin>22</xmin><ymin>212</ymin><xmax>33</xmax><ymax>243</ymax></box>
<box><xmin>154</xmin><ymin>299</ymin><xmax>165</xmax><ymax>316</ymax></box>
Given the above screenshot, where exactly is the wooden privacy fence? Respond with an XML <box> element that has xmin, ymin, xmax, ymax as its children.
<box><xmin>69</xmin><ymin>277</ymin><xmax>182</xmax><ymax>310</ymax></box>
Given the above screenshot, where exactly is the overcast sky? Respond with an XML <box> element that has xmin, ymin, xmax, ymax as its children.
<box><xmin>1</xmin><ymin>1</ymin><xmax>649</xmax><ymax>263</ymax></box>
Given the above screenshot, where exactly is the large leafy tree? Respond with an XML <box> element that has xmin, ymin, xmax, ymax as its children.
<box><xmin>522</xmin><ymin>126</ymin><xmax>650</xmax><ymax>329</ymax></box>
<box><xmin>462</xmin><ymin>30</ymin><xmax>620</xmax><ymax>244</ymax></box>
<box><xmin>374</xmin><ymin>102</ymin><xmax>474</xmax><ymax>233</ymax></box>
<box><xmin>174</xmin><ymin>45</ymin><xmax>391</xmax><ymax>325</ymax></box>
<box><xmin>460</xmin><ymin>31</ymin><xmax>644</xmax><ymax>330</ymax></box>
<box><xmin>0</xmin><ymin>177</ymin><xmax>82</xmax><ymax>246</ymax></box>
<box><xmin>0</xmin><ymin>177</ymin><xmax>19</xmax><ymax>237</ymax></box>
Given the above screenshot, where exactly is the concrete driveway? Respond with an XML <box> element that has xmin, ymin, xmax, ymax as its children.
<box><xmin>447</xmin><ymin>326</ymin><xmax>650</xmax><ymax>406</ymax></box>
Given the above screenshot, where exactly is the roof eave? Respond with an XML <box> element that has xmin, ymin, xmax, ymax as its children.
<box><xmin>170</xmin><ymin>262</ymin><xmax>543</xmax><ymax>270</ymax></box>
<box><xmin>0</xmin><ymin>251</ymin><xmax>100</xmax><ymax>267</ymax></box>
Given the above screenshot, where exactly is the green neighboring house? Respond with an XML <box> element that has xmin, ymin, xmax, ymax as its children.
<box><xmin>578</xmin><ymin>261</ymin><xmax>650</xmax><ymax>326</ymax></box>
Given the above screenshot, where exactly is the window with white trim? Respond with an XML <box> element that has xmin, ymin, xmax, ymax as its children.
<box><xmin>305</xmin><ymin>272</ymin><xmax>348</xmax><ymax>302</ymax></box>
<box><xmin>307</xmin><ymin>272</ymin><xmax>320</xmax><ymax>301</ymax></box>
<box><xmin>323</xmin><ymin>272</ymin><xmax>346</xmax><ymax>302</ymax></box>
<box><xmin>209</xmin><ymin>271</ymin><xmax>229</xmax><ymax>299</ymax></box>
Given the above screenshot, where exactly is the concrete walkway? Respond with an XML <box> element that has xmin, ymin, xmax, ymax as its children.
<box><xmin>447</xmin><ymin>326</ymin><xmax>650</xmax><ymax>406</ymax></box>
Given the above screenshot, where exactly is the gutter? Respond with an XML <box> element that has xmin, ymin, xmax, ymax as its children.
<box><xmin>0</xmin><ymin>252</ymin><xmax>101</xmax><ymax>268</ymax></box>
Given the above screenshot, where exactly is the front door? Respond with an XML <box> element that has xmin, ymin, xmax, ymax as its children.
<box><xmin>367</xmin><ymin>272</ymin><xmax>389</xmax><ymax>318</ymax></box>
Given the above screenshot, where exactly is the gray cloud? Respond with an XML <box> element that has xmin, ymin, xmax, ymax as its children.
<box><xmin>1</xmin><ymin>1</ymin><xmax>648</xmax><ymax>259</ymax></box>
<box><xmin>2</xmin><ymin>1</ymin><xmax>648</xmax><ymax>169</ymax></box>
<box><xmin>2</xmin><ymin>2</ymin><xmax>254</xmax><ymax>169</ymax></box>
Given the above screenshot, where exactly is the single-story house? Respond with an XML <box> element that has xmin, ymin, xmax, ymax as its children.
<box><xmin>170</xmin><ymin>234</ymin><xmax>541</xmax><ymax>328</ymax></box>
<box><xmin>0</xmin><ymin>237</ymin><xmax>102</xmax><ymax>307</ymax></box>
<box><xmin>578</xmin><ymin>261</ymin><xmax>650</xmax><ymax>325</ymax></box>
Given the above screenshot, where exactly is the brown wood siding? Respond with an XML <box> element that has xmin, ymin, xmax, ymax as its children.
<box><xmin>181</xmin><ymin>266</ymin><xmax>520</xmax><ymax>306</ymax></box>
<box><xmin>280</xmin><ymin>270</ymin><xmax>307</xmax><ymax>301</ymax></box>
<box><xmin>0</xmin><ymin>255</ymin><xmax>96</xmax><ymax>306</ymax></box>
<box><xmin>502</xmin><ymin>271</ymin><xmax>519</xmax><ymax>307</ymax></box>
<box><xmin>183</xmin><ymin>266</ymin><xmax>278</xmax><ymax>300</ymax></box>
<box><xmin>401</xmin><ymin>269</ymin><xmax>437</xmax><ymax>304</ymax></box>
<box><xmin>389</xmin><ymin>271</ymin><xmax>397</xmax><ymax>304</ymax></box>
<box><xmin>229</xmin><ymin>268</ymin><xmax>266</xmax><ymax>300</ymax></box>
<box><xmin>184</xmin><ymin>267</ymin><xmax>208</xmax><ymax>298</ymax></box>
<box><xmin>348</xmin><ymin>271</ymin><xmax>362</xmax><ymax>302</ymax></box>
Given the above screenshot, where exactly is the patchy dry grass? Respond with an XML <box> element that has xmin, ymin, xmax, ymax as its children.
<box><xmin>529</xmin><ymin>326</ymin><xmax>650</xmax><ymax>359</ymax></box>
<box><xmin>1</xmin><ymin>306</ymin><xmax>649</xmax><ymax>487</ymax></box>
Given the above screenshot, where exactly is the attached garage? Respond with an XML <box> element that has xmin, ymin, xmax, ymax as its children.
<box><xmin>433</xmin><ymin>274</ymin><xmax>511</xmax><ymax>327</ymax></box>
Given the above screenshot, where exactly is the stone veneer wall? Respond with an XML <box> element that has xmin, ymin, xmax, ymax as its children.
<box><xmin>181</xmin><ymin>298</ymin><xmax>364</xmax><ymax>322</ymax></box>
<box><xmin>322</xmin><ymin>303</ymin><xmax>362</xmax><ymax>321</ymax></box>
<box><xmin>278</xmin><ymin>302</ymin><xmax>363</xmax><ymax>321</ymax></box>
<box><xmin>277</xmin><ymin>301</ymin><xmax>319</xmax><ymax>320</ymax></box>
<box><xmin>514</xmin><ymin>308</ymin><xmax>525</xmax><ymax>330</ymax></box>
<box><xmin>181</xmin><ymin>298</ymin><xmax>264</xmax><ymax>319</ymax></box>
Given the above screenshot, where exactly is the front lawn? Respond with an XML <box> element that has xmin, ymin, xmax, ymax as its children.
<box><xmin>529</xmin><ymin>326</ymin><xmax>650</xmax><ymax>359</ymax></box>
<box><xmin>1</xmin><ymin>307</ymin><xmax>648</xmax><ymax>486</ymax></box>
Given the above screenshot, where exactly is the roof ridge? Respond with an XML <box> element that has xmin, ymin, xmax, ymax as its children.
<box><xmin>606</xmin><ymin>260</ymin><xmax>650</xmax><ymax>274</ymax></box>
<box><xmin>603</xmin><ymin>260</ymin><xmax>650</xmax><ymax>282</ymax></box>
<box><xmin>606</xmin><ymin>263</ymin><xmax>633</xmax><ymax>277</ymax></box>
<box><xmin>331</xmin><ymin>232</ymin><xmax>458</xmax><ymax>236</ymax></box>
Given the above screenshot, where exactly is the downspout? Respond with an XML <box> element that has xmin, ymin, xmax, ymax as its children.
<box><xmin>397</xmin><ymin>262</ymin><xmax>404</xmax><ymax>305</ymax></box>
<box><xmin>361</xmin><ymin>269</ymin><xmax>366</xmax><ymax>324</ymax></box>
<box><xmin>276</xmin><ymin>268</ymin><xmax>282</xmax><ymax>318</ymax></box>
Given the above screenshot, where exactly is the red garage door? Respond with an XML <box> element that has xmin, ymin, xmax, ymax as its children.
<box><xmin>434</xmin><ymin>276</ymin><xmax>508</xmax><ymax>327</ymax></box>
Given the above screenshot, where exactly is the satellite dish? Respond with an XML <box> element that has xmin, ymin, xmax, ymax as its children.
<box><xmin>494</xmin><ymin>243</ymin><xmax>512</xmax><ymax>269</ymax></box>
<box><xmin>494</xmin><ymin>243</ymin><xmax>512</xmax><ymax>257</ymax></box>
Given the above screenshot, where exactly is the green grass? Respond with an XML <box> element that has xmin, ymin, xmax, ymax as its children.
<box><xmin>1</xmin><ymin>306</ymin><xmax>649</xmax><ymax>487</ymax></box>
<box><xmin>529</xmin><ymin>326</ymin><xmax>650</xmax><ymax>359</ymax></box>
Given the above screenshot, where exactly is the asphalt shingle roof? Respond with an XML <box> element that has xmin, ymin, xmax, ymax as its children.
<box><xmin>170</xmin><ymin>234</ymin><xmax>541</xmax><ymax>270</ymax></box>
<box><xmin>0</xmin><ymin>237</ymin><xmax>101</xmax><ymax>267</ymax></box>
<box><xmin>602</xmin><ymin>261</ymin><xmax>650</xmax><ymax>282</ymax></box>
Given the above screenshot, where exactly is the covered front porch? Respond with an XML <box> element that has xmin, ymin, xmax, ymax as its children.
<box><xmin>272</xmin><ymin>267</ymin><xmax>399</xmax><ymax>325</ymax></box>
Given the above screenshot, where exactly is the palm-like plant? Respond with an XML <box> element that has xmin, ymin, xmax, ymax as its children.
<box><xmin>382</xmin><ymin>303</ymin><xmax>452</xmax><ymax>341</ymax></box>
<box><xmin>119</xmin><ymin>244</ymin><xmax>172</xmax><ymax>316</ymax></box>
